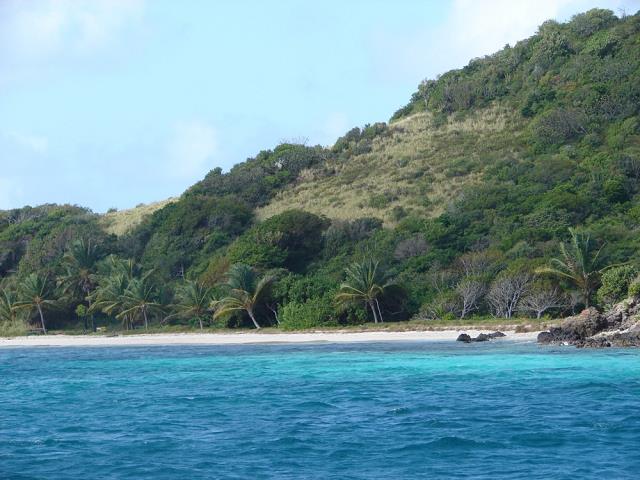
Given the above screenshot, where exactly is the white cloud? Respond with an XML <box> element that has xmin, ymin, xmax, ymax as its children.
<box><xmin>1</xmin><ymin>0</ymin><xmax>145</xmax><ymax>60</ymax></box>
<box><xmin>167</xmin><ymin>121</ymin><xmax>218</xmax><ymax>179</ymax></box>
<box><xmin>372</xmin><ymin>0</ymin><xmax>636</xmax><ymax>83</ymax></box>
<box><xmin>5</xmin><ymin>131</ymin><xmax>49</xmax><ymax>154</ymax></box>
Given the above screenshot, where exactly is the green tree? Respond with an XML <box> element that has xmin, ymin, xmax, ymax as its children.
<box><xmin>90</xmin><ymin>274</ymin><xmax>132</xmax><ymax>330</ymax></box>
<box><xmin>15</xmin><ymin>273</ymin><xmax>57</xmax><ymax>334</ymax></box>
<box><xmin>212</xmin><ymin>264</ymin><xmax>274</xmax><ymax>329</ymax></box>
<box><xmin>597</xmin><ymin>265</ymin><xmax>637</xmax><ymax>307</ymax></box>
<box><xmin>335</xmin><ymin>259</ymin><xmax>401</xmax><ymax>323</ymax></box>
<box><xmin>118</xmin><ymin>277</ymin><xmax>164</xmax><ymax>331</ymax></box>
<box><xmin>536</xmin><ymin>228</ymin><xmax>609</xmax><ymax>307</ymax></box>
<box><xmin>171</xmin><ymin>279</ymin><xmax>214</xmax><ymax>330</ymax></box>
<box><xmin>0</xmin><ymin>288</ymin><xmax>19</xmax><ymax>324</ymax></box>
<box><xmin>57</xmin><ymin>238</ymin><xmax>102</xmax><ymax>330</ymax></box>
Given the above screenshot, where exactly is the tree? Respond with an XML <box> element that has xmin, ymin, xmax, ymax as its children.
<box><xmin>597</xmin><ymin>265</ymin><xmax>637</xmax><ymax>307</ymax></box>
<box><xmin>455</xmin><ymin>277</ymin><xmax>485</xmax><ymax>319</ymax></box>
<box><xmin>212</xmin><ymin>264</ymin><xmax>274</xmax><ymax>329</ymax></box>
<box><xmin>57</xmin><ymin>238</ymin><xmax>101</xmax><ymax>330</ymax></box>
<box><xmin>171</xmin><ymin>279</ymin><xmax>214</xmax><ymax>330</ymax></box>
<box><xmin>487</xmin><ymin>272</ymin><xmax>532</xmax><ymax>319</ymax></box>
<box><xmin>536</xmin><ymin>228</ymin><xmax>609</xmax><ymax>307</ymax></box>
<box><xmin>518</xmin><ymin>284</ymin><xmax>566</xmax><ymax>319</ymax></box>
<box><xmin>335</xmin><ymin>259</ymin><xmax>401</xmax><ymax>323</ymax></box>
<box><xmin>15</xmin><ymin>274</ymin><xmax>57</xmax><ymax>334</ymax></box>
<box><xmin>90</xmin><ymin>274</ymin><xmax>132</xmax><ymax>330</ymax></box>
<box><xmin>0</xmin><ymin>288</ymin><xmax>19</xmax><ymax>324</ymax></box>
<box><xmin>118</xmin><ymin>277</ymin><xmax>163</xmax><ymax>331</ymax></box>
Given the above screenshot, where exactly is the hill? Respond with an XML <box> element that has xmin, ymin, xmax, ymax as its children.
<box><xmin>1</xmin><ymin>8</ymin><xmax>639</xmax><ymax>332</ymax></box>
<box><xmin>100</xmin><ymin>198</ymin><xmax>178</xmax><ymax>236</ymax></box>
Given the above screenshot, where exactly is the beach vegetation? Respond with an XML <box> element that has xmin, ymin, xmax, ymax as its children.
<box><xmin>170</xmin><ymin>280</ymin><xmax>215</xmax><ymax>330</ymax></box>
<box><xmin>212</xmin><ymin>264</ymin><xmax>275</xmax><ymax>329</ymax></box>
<box><xmin>14</xmin><ymin>274</ymin><xmax>57</xmax><ymax>334</ymax></box>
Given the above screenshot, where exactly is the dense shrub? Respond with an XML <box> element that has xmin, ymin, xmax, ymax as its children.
<box><xmin>597</xmin><ymin>265</ymin><xmax>638</xmax><ymax>306</ymax></box>
<box><xmin>279</xmin><ymin>297</ymin><xmax>337</xmax><ymax>331</ymax></box>
<box><xmin>228</xmin><ymin>210</ymin><xmax>328</xmax><ymax>271</ymax></box>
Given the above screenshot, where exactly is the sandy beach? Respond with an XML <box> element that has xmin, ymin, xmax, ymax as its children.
<box><xmin>0</xmin><ymin>330</ymin><xmax>539</xmax><ymax>347</ymax></box>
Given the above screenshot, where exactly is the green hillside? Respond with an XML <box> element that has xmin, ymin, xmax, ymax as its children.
<box><xmin>1</xmin><ymin>9</ymin><xmax>639</xmax><ymax>333</ymax></box>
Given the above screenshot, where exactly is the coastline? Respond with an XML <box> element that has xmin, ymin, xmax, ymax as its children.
<box><xmin>0</xmin><ymin>329</ymin><xmax>539</xmax><ymax>347</ymax></box>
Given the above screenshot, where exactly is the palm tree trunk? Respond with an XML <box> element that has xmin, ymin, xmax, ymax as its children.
<box><xmin>374</xmin><ymin>298</ymin><xmax>384</xmax><ymax>323</ymax></box>
<box><xmin>143</xmin><ymin>308</ymin><xmax>149</xmax><ymax>331</ymax></box>
<box><xmin>87</xmin><ymin>298</ymin><xmax>95</xmax><ymax>332</ymax></box>
<box><xmin>247</xmin><ymin>309</ymin><xmax>261</xmax><ymax>329</ymax></box>
<box><xmin>368</xmin><ymin>301</ymin><xmax>378</xmax><ymax>323</ymax></box>
<box><xmin>37</xmin><ymin>304</ymin><xmax>47</xmax><ymax>335</ymax></box>
<box><xmin>198</xmin><ymin>317</ymin><xmax>204</xmax><ymax>330</ymax></box>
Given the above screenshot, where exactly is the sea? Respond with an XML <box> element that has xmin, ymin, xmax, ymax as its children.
<box><xmin>1</xmin><ymin>340</ymin><xmax>639</xmax><ymax>479</ymax></box>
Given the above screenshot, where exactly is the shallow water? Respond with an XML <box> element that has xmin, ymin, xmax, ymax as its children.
<box><xmin>1</xmin><ymin>340</ymin><xmax>639</xmax><ymax>479</ymax></box>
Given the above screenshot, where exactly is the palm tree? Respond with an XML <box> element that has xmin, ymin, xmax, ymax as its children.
<box><xmin>212</xmin><ymin>264</ymin><xmax>274</xmax><ymax>329</ymax></box>
<box><xmin>336</xmin><ymin>258</ymin><xmax>399</xmax><ymax>323</ymax></box>
<box><xmin>118</xmin><ymin>277</ymin><xmax>164</xmax><ymax>331</ymax></box>
<box><xmin>58</xmin><ymin>238</ymin><xmax>101</xmax><ymax>330</ymax></box>
<box><xmin>90</xmin><ymin>274</ymin><xmax>132</xmax><ymax>330</ymax></box>
<box><xmin>0</xmin><ymin>288</ymin><xmax>19</xmax><ymax>324</ymax></box>
<box><xmin>536</xmin><ymin>228</ymin><xmax>610</xmax><ymax>308</ymax></box>
<box><xmin>171</xmin><ymin>279</ymin><xmax>214</xmax><ymax>330</ymax></box>
<box><xmin>15</xmin><ymin>273</ymin><xmax>56</xmax><ymax>334</ymax></box>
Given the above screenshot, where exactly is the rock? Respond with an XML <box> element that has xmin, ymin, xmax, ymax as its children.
<box><xmin>537</xmin><ymin>298</ymin><xmax>640</xmax><ymax>348</ymax></box>
<box><xmin>456</xmin><ymin>331</ymin><xmax>505</xmax><ymax>343</ymax></box>
<box><xmin>537</xmin><ymin>308</ymin><xmax>605</xmax><ymax>345</ymax></box>
<box><xmin>537</xmin><ymin>331</ymin><xmax>554</xmax><ymax>344</ymax></box>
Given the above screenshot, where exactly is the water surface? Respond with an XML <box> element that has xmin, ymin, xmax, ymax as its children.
<box><xmin>1</xmin><ymin>341</ymin><xmax>639</xmax><ymax>479</ymax></box>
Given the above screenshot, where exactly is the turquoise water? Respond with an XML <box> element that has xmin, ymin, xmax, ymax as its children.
<box><xmin>1</xmin><ymin>341</ymin><xmax>639</xmax><ymax>479</ymax></box>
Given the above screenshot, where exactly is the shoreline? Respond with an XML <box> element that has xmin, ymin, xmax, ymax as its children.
<box><xmin>0</xmin><ymin>329</ymin><xmax>540</xmax><ymax>348</ymax></box>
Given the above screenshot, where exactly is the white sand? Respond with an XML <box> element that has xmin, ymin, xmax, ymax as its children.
<box><xmin>0</xmin><ymin>330</ymin><xmax>539</xmax><ymax>348</ymax></box>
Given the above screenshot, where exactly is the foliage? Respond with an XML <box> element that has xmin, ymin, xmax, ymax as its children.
<box><xmin>597</xmin><ymin>265</ymin><xmax>637</xmax><ymax>306</ymax></box>
<box><xmin>336</xmin><ymin>259</ymin><xmax>404</xmax><ymax>323</ymax></box>
<box><xmin>228</xmin><ymin>210</ymin><xmax>328</xmax><ymax>271</ymax></box>
<box><xmin>536</xmin><ymin>228</ymin><xmax>608</xmax><ymax>307</ymax></box>
<box><xmin>170</xmin><ymin>280</ymin><xmax>215</xmax><ymax>329</ymax></box>
<box><xmin>14</xmin><ymin>273</ymin><xmax>57</xmax><ymax>334</ymax></box>
<box><xmin>279</xmin><ymin>297</ymin><xmax>338</xmax><ymax>331</ymax></box>
<box><xmin>212</xmin><ymin>264</ymin><xmax>275</xmax><ymax>329</ymax></box>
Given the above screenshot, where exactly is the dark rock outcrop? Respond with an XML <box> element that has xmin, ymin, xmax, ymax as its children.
<box><xmin>457</xmin><ymin>331</ymin><xmax>505</xmax><ymax>343</ymax></box>
<box><xmin>537</xmin><ymin>298</ymin><xmax>640</xmax><ymax>348</ymax></box>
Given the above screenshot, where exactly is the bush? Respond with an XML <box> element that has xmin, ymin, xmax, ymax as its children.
<box><xmin>279</xmin><ymin>297</ymin><xmax>337</xmax><ymax>331</ymax></box>
<box><xmin>628</xmin><ymin>275</ymin><xmax>640</xmax><ymax>298</ymax></box>
<box><xmin>597</xmin><ymin>265</ymin><xmax>638</xmax><ymax>306</ymax></box>
<box><xmin>0</xmin><ymin>319</ymin><xmax>27</xmax><ymax>337</ymax></box>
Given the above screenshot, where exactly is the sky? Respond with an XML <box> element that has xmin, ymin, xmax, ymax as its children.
<box><xmin>1</xmin><ymin>0</ymin><xmax>638</xmax><ymax>212</ymax></box>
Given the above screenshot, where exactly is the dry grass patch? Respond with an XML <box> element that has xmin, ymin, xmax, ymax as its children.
<box><xmin>100</xmin><ymin>197</ymin><xmax>178</xmax><ymax>236</ymax></box>
<box><xmin>257</xmin><ymin>104</ymin><xmax>524</xmax><ymax>225</ymax></box>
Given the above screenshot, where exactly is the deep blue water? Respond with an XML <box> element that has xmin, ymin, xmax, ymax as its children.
<box><xmin>1</xmin><ymin>340</ymin><xmax>639</xmax><ymax>479</ymax></box>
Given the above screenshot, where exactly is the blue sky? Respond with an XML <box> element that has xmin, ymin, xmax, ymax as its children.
<box><xmin>1</xmin><ymin>0</ymin><xmax>638</xmax><ymax>212</ymax></box>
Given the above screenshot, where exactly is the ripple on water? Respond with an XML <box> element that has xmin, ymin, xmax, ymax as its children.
<box><xmin>1</xmin><ymin>342</ymin><xmax>640</xmax><ymax>479</ymax></box>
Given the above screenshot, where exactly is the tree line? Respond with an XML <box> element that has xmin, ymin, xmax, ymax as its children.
<box><xmin>1</xmin><ymin>227</ymin><xmax>637</xmax><ymax>334</ymax></box>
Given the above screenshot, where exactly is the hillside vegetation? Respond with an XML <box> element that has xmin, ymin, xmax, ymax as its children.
<box><xmin>100</xmin><ymin>198</ymin><xmax>178</xmax><ymax>236</ymax></box>
<box><xmin>257</xmin><ymin>105</ymin><xmax>521</xmax><ymax>223</ymax></box>
<box><xmin>1</xmin><ymin>9</ymin><xmax>639</xmax><ymax>334</ymax></box>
